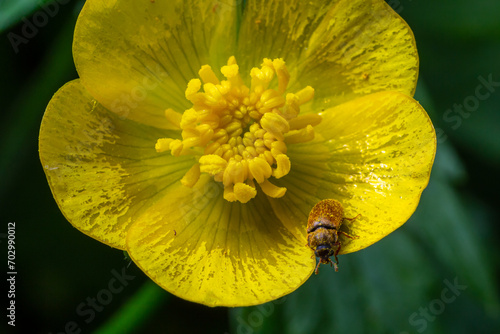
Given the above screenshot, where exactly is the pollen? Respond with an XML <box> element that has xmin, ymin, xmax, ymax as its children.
<box><xmin>156</xmin><ymin>57</ymin><xmax>320</xmax><ymax>203</ymax></box>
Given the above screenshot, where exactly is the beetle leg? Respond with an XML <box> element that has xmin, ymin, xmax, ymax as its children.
<box><xmin>333</xmin><ymin>243</ymin><xmax>341</xmax><ymax>268</ymax></box>
<box><xmin>333</xmin><ymin>242</ymin><xmax>342</xmax><ymax>263</ymax></box>
<box><xmin>314</xmin><ymin>260</ymin><xmax>321</xmax><ymax>275</ymax></box>
<box><xmin>340</xmin><ymin>214</ymin><xmax>360</xmax><ymax>240</ymax></box>
<box><xmin>339</xmin><ymin>230</ymin><xmax>359</xmax><ymax>240</ymax></box>
<box><xmin>343</xmin><ymin>213</ymin><xmax>361</xmax><ymax>222</ymax></box>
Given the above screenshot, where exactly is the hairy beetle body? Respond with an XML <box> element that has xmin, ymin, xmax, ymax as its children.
<box><xmin>307</xmin><ymin>199</ymin><xmax>359</xmax><ymax>274</ymax></box>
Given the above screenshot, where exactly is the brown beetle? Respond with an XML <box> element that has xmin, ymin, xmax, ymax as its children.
<box><xmin>307</xmin><ymin>199</ymin><xmax>360</xmax><ymax>274</ymax></box>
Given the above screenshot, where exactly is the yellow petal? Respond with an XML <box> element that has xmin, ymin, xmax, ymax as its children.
<box><xmin>39</xmin><ymin>80</ymin><xmax>193</xmax><ymax>249</ymax></box>
<box><xmin>297</xmin><ymin>0</ymin><xmax>419</xmax><ymax>111</ymax></box>
<box><xmin>270</xmin><ymin>91</ymin><xmax>436</xmax><ymax>253</ymax></box>
<box><xmin>126</xmin><ymin>175</ymin><xmax>314</xmax><ymax>307</ymax></box>
<box><xmin>237</xmin><ymin>0</ymin><xmax>418</xmax><ymax>109</ymax></box>
<box><xmin>236</xmin><ymin>0</ymin><xmax>331</xmax><ymax>78</ymax></box>
<box><xmin>73</xmin><ymin>0</ymin><xmax>237</xmax><ymax>129</ymax></box>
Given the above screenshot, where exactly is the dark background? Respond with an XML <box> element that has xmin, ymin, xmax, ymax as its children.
<box><xmin>1</xmin><ymin>0</ymin><xmax>499</xmax><ymax>333</ymax></box>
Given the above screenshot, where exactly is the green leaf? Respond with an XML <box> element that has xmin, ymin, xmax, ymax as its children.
<box><xmin>409</xmin><ymin>174</ymin><xmax>500</xmax><ymax>314</ymax></box>
<box><xmin>228</xmin><ymin>298</ymin><xmax>285</xmax><ymax>334</ymax></box>
<box><xmin>94</xmin><ymin>280</ymin><xmax>169</xmax><ymax>334</ymax></box>
<box><xmin>414</xmin><ymin>77</ymin><xmax>500</xmax><ymax>322</ymax></box>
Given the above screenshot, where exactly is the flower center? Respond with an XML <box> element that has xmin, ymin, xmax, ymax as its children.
<box><xmin>156</xmin><ymin>56</ymin><xmax>320</xmax><ymax>203</ymax></box>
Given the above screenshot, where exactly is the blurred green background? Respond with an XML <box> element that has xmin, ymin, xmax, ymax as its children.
<box><xmin>1</xmin><ymin>0</ymin><xmax>499</xmax><ymax>333</ymax></box>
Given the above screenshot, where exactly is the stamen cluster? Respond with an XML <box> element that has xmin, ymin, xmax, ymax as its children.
<box><xmin>156</xmin><ymin>57</ymin><xmax>319</xmax><ymax>203</ymax></box>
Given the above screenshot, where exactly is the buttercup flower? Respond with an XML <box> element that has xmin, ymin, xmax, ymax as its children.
<box><xmin>39</xmin><ymin>0</ymin><xmax>436</xmax><ymax>306</ymax></box>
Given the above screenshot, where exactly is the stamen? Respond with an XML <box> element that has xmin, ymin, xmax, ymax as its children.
<box><xmin>248</xmin><ymin>157</ymin><xmax>272</xmax><ymax>184</ymax></box>
<box><xmin>285</xmin><ymin>125</ymin><xmax>316</xmax><ymax>144</ymax></box>
<box><xmin>199</xmin><ymin>155</ymin><xmax>227</xmax><ymax>175</ymax></box>
<box><xmin>169</xmin><ymin>139</ymin><xmax>184</xmax><ymax>156</ymax></box>
<box><xmin>234</xmin><ymin>183</ymin><xmax>257</xmax><ymax>203</ymax></box>
<box><xmin>260</xmin><ymin>179</ymin><xmax>287</xmax><ymax>198</ymax></box>
<box><xmin>199</xmin><ymin>65</ymin><xmax>220</xmax><ymax>85</ymax></box>
<box><xmin>185</xmin><ymin>79</ymin><xmax>202</xmax><ymax>101</ymax></box>
<box><xmin>164</xmin><ymin>108</ymin><xmax>182</xmax><ymax>128</ymax></box>
<box><xmin>272</xmin><ymin>58</ymin><xmax>290</xmax><ymax>94</ymax></box>
<box><xmin>295</xmin><ymin>86</ymin><xmax>315</xmax><ymax>105</ymax></box>
<box><xmin>260</xmin><ymin>113</ymin><xmax>289</xmax><ymax>140</ymax></box>
<box><xmin>155</xmin><ymin>138</ymin><xmax>174</xmax><ymax>153</ymax></box>
<box><xmin>181</xmin><ymin>163</ymin><xmax>201</xmax><ymax>188</ymax></box>
<box><xmin>273</xmin><ymin>154</ymin><xmax>291</xmax><ymax>179</ymax></box>
<box><xmin>288</xmin><ymin>114</ymin><xmax>322</xmax><ymax>131</ymax></box>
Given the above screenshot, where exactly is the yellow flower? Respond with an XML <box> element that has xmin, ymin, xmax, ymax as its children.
<box><xmin>39</xmin><ymin>0</ymin><xmax>436</xmax><ymax>307</ymax></box>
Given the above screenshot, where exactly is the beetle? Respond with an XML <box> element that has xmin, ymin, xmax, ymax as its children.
<box><xmin>306</xmin><ymin>199</ymin><xmax>360</xmax><ymax>274</ymax></box>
